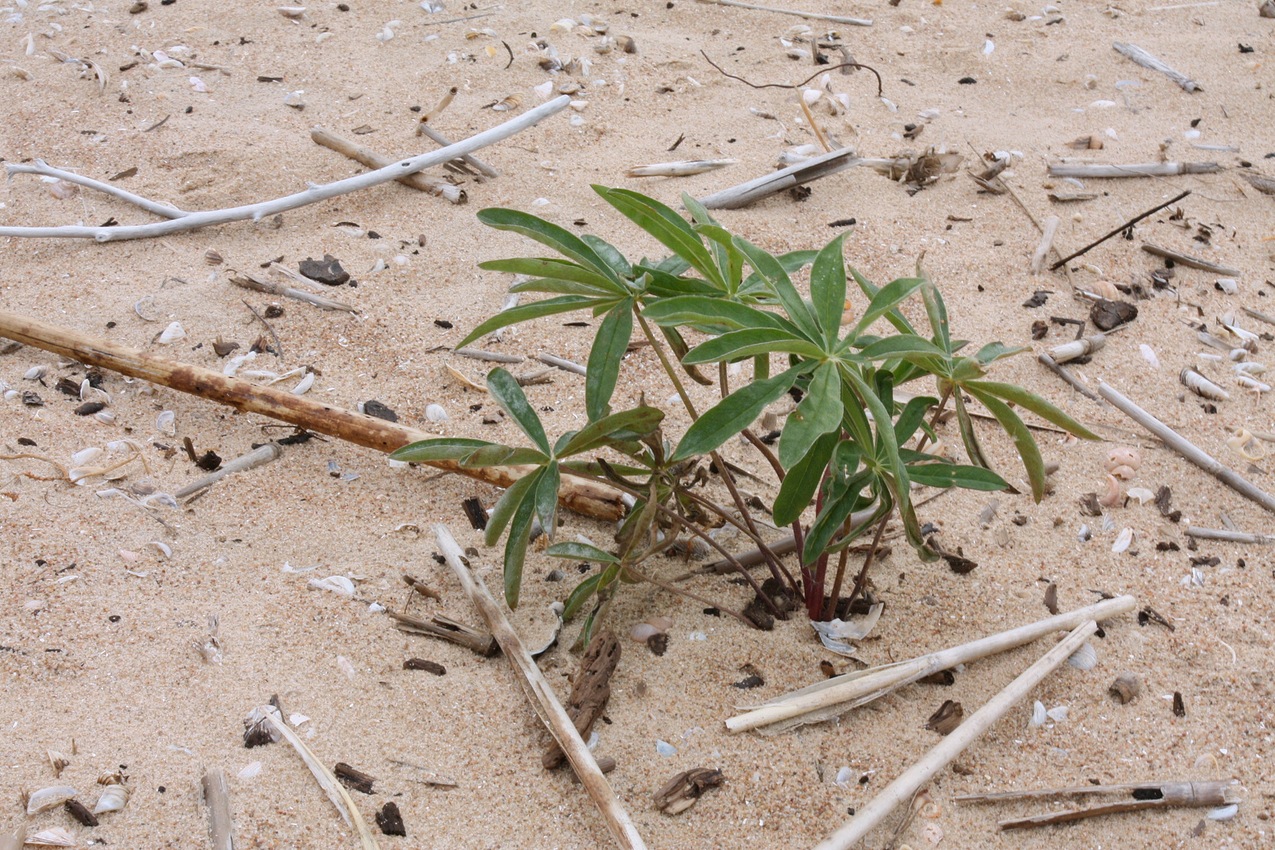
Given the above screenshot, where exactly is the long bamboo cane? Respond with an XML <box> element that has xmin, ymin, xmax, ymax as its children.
<box><xmin>0</xmin><ymin>308</ymin><xmax>623</xmax><ymax>520</ymax></box>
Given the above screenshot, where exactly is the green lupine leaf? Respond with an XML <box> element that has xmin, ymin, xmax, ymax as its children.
<box><xmin>660</xmin><ymin>324</ymin><xmax>715</xmax><ymax>386</ymax></box>
<box><xmin>694</xmin><ymin>222</ymin><xmax>745</xmax><ymax>295</ymax></box>
<box><xmin>546</xmin><ymin>541</ymin><xmax>620</xmax><ymax>564</ymax></box>
<box><xmin>837</xmin><ymin>375</ymin><xmax>875</xmax><ymax>450</ymax></box>
<box><xmin>801</xmin><ymin>468</ymin><xmax>877</xmax><ymax>564</ymax></box>
<box><xmin>580</xmin><ymin>233</ymin><xmax>633</xmax><ymax>280</ymax></box>
<box><xmin>506</xmin><ymin>278</ymin><xmax>618</xmax><ymax>297</ymax></box>
<box><xmin>637</xmin><ymin>264</ymin><xmax>719</xmax><ymax>298</ymax></box>
<box><xmin>853</xmin><ymin>277</ymin><xmax>927</xmax><ymax>338</ymax></box>
<box><xmin>739</xmin><ymin>249</ymin><xmax>820</xmax><ymax>299</ymax></box>
<box><xmin>859</xmin><ymin>334</ymin><xmax>948</xmax><ymax>363</ymax></box>
<box><xmin>460</xmin><ymin>445</ymin><xmax>549</xmax><ymax>468</ymax></box>
<box><xmin>731</xmin><ymin>235</ymin><xmax>822</xmax><ymax>341</ymax></box>
<box><xmin>478</xmin><ymin>207</ymin><xmax>623</xmax><ymax>288</ymax></box>
<box><xmin>594</xmin><ymin>186</ymin><xmax>725</xmax><ymax>289</ymax></box>
<box><xmin>390</xmin><ymin>437</ymin><xmax>493</xmax><ymax>463</ymax></box>
<box><xmin>967</xmin><ymin>387</ymin><xmax>1048</xmax><ymax>502</ymax></box>
<box><xmin>974</xmin><ymin>341</ymin><xmax>1027</xmax><ymax>366</ymax></box>
<box><xmin>810</xmin><ymin>234</ymin><xmax>848</xmax><ymax>346</ymax></box>
<box><xmin>562</xmin><ymin>571</ymin><xmax>605</xmax><ymax>621</ymax></box>
<box><xmin>671</xmin><ymin>361</ymin><xmax>810</xmax><ymax>462</ymax></box>
<box><xmin>919</xmin><ymin>277</ymin><xmax>952</xmax><ymax>352</ymax></box>
<box><xmin>586</xmin><ymin>301</ymin><xmax>633</xmax><ymax>421</ymax></box>
<box><xmin>557</xmin><ymin>405</ymin><xmax>665</xmax><ymax>458</ymax></box>
<box><xmin>906</xmin><ymin>461</ymin><xmax>1008</xmax><ymax>491</ymax></box>
<box><xmin>773</xmin><ymin>431</ymin><xmax>838</xmax><ymax>527</ymax></box>
<box><xmin>963</xmin><ymin>380</ymin><xmax>1100</xmax><ymax>440</ymax></box>
<box><xmin>480</xmin><ymin>257</ymin><xmax>621</xmax><ymax>293</ymax></box>
<box><xmin>683</xmin><ymin>328</ymin><xmax>824</xmax><ymax>365</ymax></box>
<box><xmin>640</xmin><ymin>295</ymin><xmax>791</xmax><ymax>334</ymax></box>
<box><xmin>894</xmin><ymin>395</ymin><xmax>938</xmax><ymax>445</ymax></box>
<box><xmin>503</xmin><ymin>489</ymin><xmax>537</xmax><ymax>608</ymax></box>
<box><xmin>534</xmin><ymin>460</ymin><xmax>560</xmax><ymax>542</ymax></box>
<box><xmin>487</xmin><ymin>367</ymin><xmax>551</xmax><ymax>455</ymax></box>
<box><xmin>485</xmin><ymin>470</ymin><xmax>540</xmax><ymax>547</ymax></box>
<box><xmin>778</xmin><ymin>361</ymin><xmax>843</xmax><ymax>469</ymax></box>
<box><xmin>457</xmin><ymin>295</ymin><xmax>594</xmax><ymax>349</ymax></box>
<box><xmin>952</xmin><ymin>390</ymin><xmax>992</xmax><ymax>471</ymax></box>
<box><xmin>849</xmin><ymin>265</ymin><xmax>920</xmax><ymax>337</ymax></box>
<box><xmin>844</xmin><ymin>366</ymin><xmax>913</xmax><ymax>517</ymax></box>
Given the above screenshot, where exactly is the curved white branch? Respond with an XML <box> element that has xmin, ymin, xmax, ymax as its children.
<box><xmin>0</xmin><ymin>96</ymin><xmax>570</xmax><ymax>241</ymax></box>
<box><xmin>6</xmin><ymin>159</ymin><xmax>190</xmax><ymax>219</ymax></box>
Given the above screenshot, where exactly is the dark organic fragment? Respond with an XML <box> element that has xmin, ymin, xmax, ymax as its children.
<box><xmin>65</xmin><ymin>799</ymin><xmax>98</xmax><ymax>827</ymax></box>
<box><xmin>404</xmin><ymin>658</ymin><xmax>446</xmax><ymax>675</ymax></box>
<box><xmin>1172</xmin><ymin>691</ymin><xmax>1186</xmax><ymax>717</ymax></box>
<box><xmin>362</xmin><ymin>399</ymin><xmax>398</xmax><ymax>422</ymax></box>
<box><xmin>462</xmin><ymin>497</ymin><xmax>488</xmax><ymax>530</ymax></box>
<box><xmin>1090</xmin><ymin>298</ymin><xmax>1138</xmax><ymax>330</ymax></box>
<box><xmin>376</xmin><ymin>802</ymin><xmax>406</xmax><ymax>836</ymax></box>
<box><xmin>298</xmin><ymin>253</ymin><xmax>350</xmax><ymax>286</ymax></box>
<box><xmin>543</xmin><ymin>630</ymin><xmax>619</xmax><ymax>770</ymax></box>
<box><xmin>653</xmin><ymin>767</ymin><xmax>725</xmax><ymax>815</ymax></box>
<box><xmin>334</xmin><ymin>762</ymin><xmax>375</xmax><ymax>794</ymax></box>
<box><xmin>75</xmin><ymin>401</ymin><xmax>107</xmax><ymax>416</ymax></box>
<box><xmin>1022</xmin><ymin>291</ymin><xmax>1050</xmax><ymax>308</ymax></box>
<box><xmin>926</xmin><ymin>699</ymin><xmax>964</xmax><ymax>735</ymax></box>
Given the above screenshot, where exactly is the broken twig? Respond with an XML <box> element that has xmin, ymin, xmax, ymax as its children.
<box><xmin>1185</xmin><ymin>526</ymin><xmax>1275</xmax><ymax>544</ymax></box>
<box><xmin>1037</xmin><ymin>353</ymin><xmax>1101</xmax><ymax>401</ymax></box>
<box><xmin>1049</xmin><ymin>189</ymin><xmax>1190</xmax><ymax>270</ymax></box>
<box><xmin>230</xmin><ymin>272</ymin><xmax>358</xmax><ymax>313</ymax></box>
<box><xmin>1141</xmin><ymin>242</ymin><xmax>1241</xmax><ymax>276</ymax></box>
<box><xmin>1097</xmin><ymin>381</ymin><xmax>1275</xmax><ymax>514</ymax></box>
<box><xmin>311</xmin><ymin>125</ymin><xmax>465</xmax><ymax>203</ymax></box>
<box><xmin>695</xmin><ymin>0</ymin><xmax>871</xmax><ymax>25</ymax></box>
<box><xmin>1031</xmin><ymin>216</ymin><xmax>1061</xmax><ymax>274</ymax></box>
<box><xmin>176</xmin><ymin>442</ymin><xmax>283</xmax><ymax>499</ymax></box>
<box><xmin>699</xmin><ymin>145</ymin><xmax>860</xmax><ymax>209</ymax></box>
<box><xmin>959</xmin><ymin>778</ymin><xmax>1240</xmax><ymax>830</ymax></box>
<box><xmin>433</xmin><ymin>525</ymin><xmax>648</xmax><ymax>850</ymax></box>
<box><xmin>1048</xmin><ymin>162</ymin><xmax>1219</xmax><ymax>179</ymax></box>
<box><xmin>1113</xmin><ymin>41</ymin><xmax>1200</xmax><ymax>92</ymax></box>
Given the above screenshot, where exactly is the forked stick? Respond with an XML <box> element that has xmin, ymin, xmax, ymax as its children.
<box><xmin>433</xmin><ymin>525</ymin><xmax>648</xmax><ymax>850</ymax></box>
<box><xmin>0</xmin><ymin>308</ymin><xmax>624</xmax><ymax>521</ymax></box>
<box><xmin>812</xmin><ymin>621</ymin><xmax>1098</xmax><ymax>850</ymax></box>
<box><xmin>0</xmin><ymin>96</ymin><xmax>568</xmax><ymax>241</ymax></box>
<box><xmin>727</xmin><ymin>595</ymin><xmax>1134</xmax><ymax>733</ymax></box>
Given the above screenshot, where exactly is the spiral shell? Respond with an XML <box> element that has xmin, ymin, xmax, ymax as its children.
<box><xmin>1180</xmin><ymin>367</ymin><xmax>1229</xmax><ymax>401</ymax></box>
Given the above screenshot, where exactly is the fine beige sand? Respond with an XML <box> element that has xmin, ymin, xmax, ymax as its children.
<box><xmin>2</xmin><ymin>1</ymin><xmax>1273</xmax><ymax>848</ymax></box>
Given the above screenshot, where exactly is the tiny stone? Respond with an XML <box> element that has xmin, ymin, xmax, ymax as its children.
<box><xmin>298</xmin><ymin>254</ymin><xmax>350</xmax><ymax>286</ymax></box>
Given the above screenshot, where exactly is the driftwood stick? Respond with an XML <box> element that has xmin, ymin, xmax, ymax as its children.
<box><xmin>957</xmin><ymin>778</ymin><xmax>1240</xmax><ymax>805</ymax></box>
<box><xmin>1049</xmin><ymin>189</ymin><xmax>1190</xmax><ymax>270</ymax></box>
<box><xmin>455</xmin><ymin>347</ymin><xmax>525</xmax><ymax>364</ymax></box>
<box><xmin>1113</xmin><ymin>41</ymin><xmax>1200</xmax><ymax>92</ymax></box>
<box><xmin>1030</xmin><ymin>216</ymin><xmax>1060</xmax><ymax>274</ymax></box>
<box><xmin>695</xmin><ymin>0</ymin><xmax>872</xmax><ymax>25</ymax></box>
<box><xmin>537</xmin><ymin>352</ymin><xmax>588</xmax><ymax>375</ymax></box>
<box><xmin>0</xmin><ymin>96</ymin><xmax>566</xmax><ymax>240</ymax></box>
<box><xmin>983</xmin><ymin>779</ymin><xmax>1241</xmax><ymax>830</ymax></box>
<box><xmin>1141</xmin><ymin>242</ymin><xmax>1241</xmax><ymax>276</ymax></box>
<box><xmin>200</xmin><ymin>768</ymin><xmax>236</xmax><ymax>850</ymax></box>
<box><xmin>543</xmin><ymin>630</ymin><xmax>621</xmax><ymax>770</ymax></box>
<box><xmin>813</xmin><ymin>621</ymin><xmax>1098</xmax><ymax>850</ymax></box>
<box><xmin>728</xmin><ymin>596</ymin><xmax>1134</xmax><ymax>734</ymax></box>
<box><xmin>1097</xmin><ymin>381</ymin><xmax>1275</xmax><ymax>514</ymax></box>
<box><xmin>415</xmin><ymin>122</ymin><xmax>500</xmax><ymax>178</ymax></box>
<box><xmin>698</xmin><ymin>145</ymin><xmax>860</xmax><ymax>209</ymax></box>
<box><xmin>1037</xmin><ymin>353</ymin><xmax>1101</xmax><ymax>401</ymax></box>
<box><xmin>229</xmin><ymin>273</ymin><xmax>358</xmax><ymax>313</ymax></box>
<box><xmin>310</xmin><ymin>125</ymin><xmax>465</xmax><ymax>204</ymax></box>
<box><xmin>0</xmin><ymin>308</ymin><xmax>624</xmax><ymax>521</ymax></box>
<box><xmin>1185</xmin><ymin>525</ymin><xmax>1275</xmax><ymax>544</ymax></box>
<box><xmin>433</xmin><ymin>525</ymin><xmax>648</xmax><ymax>850</ymax></box>
<box><xmin>387</xmin><ymin>610</ymin><xmax>499</xmax><ymax>657</ymax></box>
<box><xmin>176</xmin><ymin>442</ymin><xmax>283</xmax><ymax>499</ymax></box>
<box><xmin>1047</xmin><ymin>162</ymin><xmax>1220</xmax><ymax>179</ymax></box>
<box><xmin>6</xmin><ymin>159</ymin><xmax>189</xmax><ymax>218</ymax></box>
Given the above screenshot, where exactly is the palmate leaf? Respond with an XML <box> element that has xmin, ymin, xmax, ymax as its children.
<box><xmin>853</xmin><ymin>277</ymin><xmax>928</xmax><ymax>338</ymax></box>
<box><xmin>546</xmin><ymin>541</ymin><xmax>621</xmax><ymax>564</ymax></box>
<box><xmin>809</xmin><ymin>234</ymin><xmax>848</xmax><ymax>347</ymax></box>
<box><xmin>487</xmin><ymin>367</ymin><xmax>550</xmax><ymax>454</ymax></box>
<box><xmin>778</xmin><ymin>361</ymin><xmax>843</xmax><ymax>469</ymax></box>
<box><xmin>580</xmin><ymin>233</ymin><xmax>633</xmax><ymax>280</ymax></box>
<box><xmin>477</xmin><ymin>207</ymin><xmax>623</xmax><ymax>287</ymax></box>
<box><xmin>556</xmin><ymin>405</ymin><xmax>664</xmax><ymax>457</ymax></box>
<box><xmin>485</xmin><ymin>470</ymin><xmax>540</xmax><ymax>547</ymax></box>
<box><xmin>456</xmin><ymin>295</ymin><xmax>596</xmax><ymax>349</ymax></box>
<box><xmin>671</xmin><ymin>361</ymin><xmax>811</xmax><ymax>462</ymax></box>
<box><xmin>479</xmin><ymin>257</ymin><xmax>622</xmax><ymax>294</ymax></box>
<box><xmin>586</xmin><ymin>301</ymin><xmax>633</xmax><ymax>421</ymax></box>
<box><xmin>640</xmin><ymin>295</ymin><xmax>792</xmax><ymax>334</ymax></box>
<box><xmin>460</xmin><ymin>445</ymin><xmax>549</xmax><ymax>468</ymax></box>
<box><xmin>801</xmin><ymin>468</ymin><xmax>878</xmax><ymax>564</ymax></box>
<box><xmin>692</xmin><ymin>222</ymin><xmax>746</xmax><ymax>296</ymax></box>
<box><xmin>562</xmin><ymin>570</ymin><xmax>606</xmax><ymax>621</ymax></box>
<box><xmin>503</xmin><ymin>486</ymin><xmax>538</xmax><ymax>607</ymax></box>
<box><xmin>906</xmin><ymin>461</ymin><xmax>1007</xmax><ymax>491</ymax></box>
<box><xmin>731</xmin><ymin>235</ymin><xmax>822</xmax><ymax>342</ymax></box>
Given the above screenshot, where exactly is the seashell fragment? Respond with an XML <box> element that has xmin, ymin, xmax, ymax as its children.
<box><xmin>489</xmin><ymin>94</ymin><xmax>521</xmax><ymax>112</ymax></box>
<box><xmin>93</xmin><ymin>783</ymin><xmax>129</xmax><ymax>814</ymax></box>
<box><xmin>24</xmin><ymin>828</ymin><xmax>77</xmax><ymax>847</ymax></box>
<box><xmin>1227</xmin><ymin>428</ymin><xmax>1266</xmax><ymax>461</ymax></box>
<box><xmin>1208</xmin><ymin>803</ymin><xmax>1239</xmax><ymax>821</ymax></box>
<box><xmin>157</xmin><ymin>321</ymin><xmax>186</xmax><ymax>345</ymax></box>
<box><xmin>25</xmin><ymin>786</ymin><xmax>78</xmax><ymax>814</ymax></box>
<box><xmin>1048</xmin><ymin>333</ymin><xmax>1105</xmax><ymax>364</ymax></box>
<box><xmin>1067</xmin><ymin>640</ymin><xmax>1098</xmax><ymax>670</ymax></box>
<box><xmin>425</xmin><ymin>403</ymin><xmax>448</xmax><ymax>423</ymax></box>
<box><xmin>1237</xmin><ymin>374</ymin><xmax>1271</xmax><ymax>393</ymax></box>
<box><xmin>1109</xmin><ymin>672</ymin><xmax>1141</xmax><ymax>704</ymax></box>
<box><xmin>1097</xmin><ymin>475</ymin><xmax>1123</xmax><ymax>507</ymax></box>
<box><xmin>24</xmin><ymin>364</ymin><xmax>48</xmax><ymax>381</ymax></box>
<box><xmin>156</xmin><ymin>410</ymin><xmax>176</xmax><ymax>436</ymax></box>
<box><xmin>47</xmin><ymin>750</ymin><xmax>71</xmax><ymax>777</ymax></box>
<box><xmin>1031</xmin><ymin>699</ymin><xmax>1047</xmax><ymax>726</ymax></box>
<box><xmin>1127</xmin><ymin>486</ymin><xmax>1155</xmax><ymax>504</ymax></box>
<box><xmin>1108</xmin><ymin>464</ymin><xmax>1136</xmax><ymax>481</ymax></box>
<box><xmin>626</xmin><ymin>159</ymin><xmax>737</xmax><ymax>178</ymax></box>
<box><xmin>1111</xmin><ymin>526</ymin><xmax>1133</xmax><ymax>554</ymax></box>
<box><xmin>1180</xmin><ymin>367</ymin><xmax>1228</xmax><ymax>401</ymax></box>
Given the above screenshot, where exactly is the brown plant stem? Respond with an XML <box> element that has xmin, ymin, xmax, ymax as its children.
<box><xmin>821</xmin><ymin>544</ymin><xmax>853</xmax><ymax>622</ymax></box>
<box><xmin>844</xmin><ymin>516</ymin><xmax>890</xmax><ymax>610</ymax></box>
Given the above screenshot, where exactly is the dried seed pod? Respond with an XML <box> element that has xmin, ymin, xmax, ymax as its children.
<box><xmin>1180</xmin><ymin>367</ymin><xmax>1229</xmax><ymax>401</ymax></box>
<box><xmin>1049</xmin><ymin>333</ymin><xmax>1105</xmax><ymax>364</ymax></box>
<box><xmin>25</xmin><ymin>786</ymin><xmax>78</xmax><ymax>814</ymax></box>
<box><xmin>93</xmin><ymin>783</ymin><xmax>130</xmax><ymax>814</ymax></box>
<box><xmin>1109</xmin><ymin>672</ymin><xmax>1141</xmax><ymax>704</ymax></box>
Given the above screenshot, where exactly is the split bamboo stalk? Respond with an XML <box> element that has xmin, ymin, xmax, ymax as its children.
<box><xmin>812</xmin><ymin>621</ymin><xmax>1098</xmax><ymax>850</ymax></box>
<box><xmin>1047</xmin><ymin>161</ymin><xmax>1221</xmax><ymax>178</ymax></box>
<box><xmin>0</xmin><ymin>308</ymin><xmax>624</xmax><ymax>521</ymax></box>
<box><xmin>727</xmin><ymin>595</ymin><xmax>1134</xmax><ymax>734</ymax></box>
<box><xmin>1097</xmin><ymin>381</ymin><xmax>1275</xmax><ymax>515</ymax></box>
<box><xmin>433</xmin><ymin>525</ymin><xmax>648</xmax><ymax>850</ymax></box>
<box><xmin>200</xmin><ymin>768</ymin><xmax>236</xmax><ymax>850</ymax></box>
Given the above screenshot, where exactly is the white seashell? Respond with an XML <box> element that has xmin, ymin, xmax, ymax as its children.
<box><xmin>278</xmin><ymin>5</ymin><xmax>306</xmax><ymax>17</ymax></box>
<box><xmin>24</xmin><ymin>364</ymin><xmax>48</xmax><ymax>381</ymax></box>
<box><xmin>24</xmin><ymin>828</ymin><xmax>77</xmax><ymax>847</ymax></box>
<box><xmin>80</xmin><ymin>381</ymin><xmax>109</xmax><ymax>405</ymax></box>
<box><xmin>223</xmin><ymin>351</ymin><xmax>256</xmax><ymax>376</ymax></box>
<box><xmin>1031</xmin><ymin>700</ymin><xmax>1047</xmax><ymax>726</ymax></box>
<box><xmin>1049</xmin><ymin>334</ymin><xmax>1104</xmax><ymax>363</ymax></box>
<box><xmin>93</xmin><ymin>783</ymin><xmax>129</xmax><ymax>814</ymax></box>
<box><xmin>1077</xmin><ymin>523</ymin><xmax>1091</xmax><ymax>542</ymax></box>
<box><xmin>1180</xmin><ymin>367</ymin><xmax>1229</xmax><ymax>401</ymax></box>
<box><xmin>1215</xmin><ymin>278</ymin><xmax>1238</xmax><ymax>294</ymax></box>
<box><xmin>238</xmin><ymin>761</ymin><xmax>262</xmax><ymax>779</ymax></box>
<box><xmin>1111</xmin><ymin>527</ymin><xmax>1133</xmax><ymax>554</ymax></box>
<box><xmin>1097</xmin><ymin>475</ymin><xmax>1122</xmax><ymax>508</ymax></box>
<box><xmin>156</xmin><ymin>410</ymin><xmax>176</xmax><ymax>436</ymax></box>
<box><xmin>337</xmin><ymin>654</ymin><xmax>356</xmax><ymax>679</ymax></box>
<box><xmin>189</xmin><ymin>76</ymin><xmax>208</xmax><ymax>93</ymax></box>
<box><xmin>655</xmin><ymin>740</ymin><xmax>677</xmax><ymax>757</ymax></box>
<box><xmin>150</xmin><ymin>541</ymin><xmax>172</xmax><ymax>558</ymax></box>
<box><xmin>157</xmin><ymin>321</ymin><xmax>186</xmax><ymax>345</ymax></box>
<box><xmin>1237</xmin><ymin>375</ymin><xmax>1271</xmax><ymax>393</ymax></box>
<box><xmin>94</xmin><ymin>410</ymin><xmax>115</xmax><ymax>425</ymax></box>
<box><xmin>289</xmin><ymin>713</ymin><xmax>310</xmax><ymax>727</ymax></box>
<box><xmin>1046</xmin><ymin>705</ymin><xmax>1069</xmax><ymax>722</ymax></box>
<box><xmin>292</xmin><ymin>371</ymin><xmax>315</xmax><ymax>395</ymax></box>
<box><xmin>1127</xmin><ymin>487</ymin><xmax>1155</xmax><ymax>504</ymax></box>
<box><xmin>425</xmin><ymin>403</ymin><xmax>448</xmax><ymax>423</ymax></box>
<box><xmin>133</xmin><ymin>296</ymin><xmax>156</xmax><ymax>324</ymax></box>
<box><xmin>1139</xmin><ymin>344</ymin><xmax>1160</xmax><ymax>369</ymax></box>
<box><xmin>629</xmin><ymin>622</ymin><xmax>662</xmax><ymax>642</ymax></box>
<box><xmin>70</xmin><ymin>447</ymin><xmax>103</xmax><ymax>466</ymax></box>
<box><xmin>1067</xmin><ymin>640</ymin><xmax>1098</xmax><ymax>670</ymax></box>
<box><xmin>1108</xmin><ymin>464</ymin><xmax>1137</xmax><ymax>482</ymax></box>
<box><xmin>308</xmin><ymin>575</ymin><xmax>355</xmax><ymax>596</ymax></box>
<box><xmin>25</xmin><ymin>785</ymin><xmax>77</xmax><ymax>814</ymax></box>
<box><xmin>833</xmin><ymin>766</ymin><xmax>854</xmax><ymax>787</ymax></box>
<box><xmin>1234</xmin><ymin>361</ymin><xmax>1267</xmax><ymax>375</ymax></box>
<box><xmin>1207</xmin><ymin>803</ymin><xmax>1239</xmax><ymax>821</ymax></box>
<box><xmin>4</xmin><ymin>389</ymin><xmax>18</xmax><ymax>401</ymax></box>
<box><xmin>921</xmin><ymin>823</ymin><xmax>944</xmax><ymax>845</ymax></box>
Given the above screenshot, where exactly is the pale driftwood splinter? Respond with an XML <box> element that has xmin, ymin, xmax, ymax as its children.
<box><xmin>959</xmin><ymin>779</ymin><xmax>1240</xmax><ymax>831</ymax></box>
<box><xmin>1030</xmin><ymin>216</ymin><xmax>1061</xmax><ymax>274</ymax></box>
<box><xmin>1113</xmin><ymin>41</ymin><xmax>1200</xmax><ymax>92</ymax></box>
<box><xmin>695</xmin><ymin>0</ymin><xmax>872</xmax><ymax>25</ymax></box>
<box><xmin>230</xmin><ymin>273</ymin><xmax>358</xmax><ymax>313</ymax></box>
<box><xmin>727</xmin><ymin>596</ymin><xmax>1134</xmax><ymax>734</ymax></box>
<box><xmin>311</xmin><ymin>125</ymin><xmax>465</xmax><ymax>204</ymax></box>
<box><xmin>200</xmin><ymin>768</ymin><xmax>235</xmax><ymax>850</ymax></box>
<box><xmin>433</xmin><ymin>525</ymin><xmax>648</xmax><ymax>850</ymax></box>
<box><xmin>0</xmin><ymin>308</ymin><xmax>625</xmax><ymax>521</ymax></box>
<box><xmin>415</xmin><ymin>122</ymin><xmax>500</xmax><ymax>178</ymax></box>
<box><xmin>1047</xmin><ymin>161</ymin><xmax>1221</xmax><ymax>179</ymax></box>
<box><xmin>6</xmin><ymin>160</ymin><xmax>189</xmax><ymax>219</ymax></box>
<box><xmin>455</xmin><ymin>347</ymin><xmax>526</xmax><ymax>364</ymax></box>
<box><xmin>388</xmin><ymin>610</ymin><xmax>499</xmax><ymax>657</ymax></box>
<box><xmin>1141</xmin><ymin>242</ymin><xmax>1241</xmax><ymax>276</ymax></box>
<box><xmin>626</xmin><ymin>159</ymin><xmax>737</xmax><ymax>178</ymax></box>
<box><xmin>813</xmin><ymin>621</ymin><xmax>1099</xmax><ymax>850</ymax></box>
<box><xmin>0</xmin><ymin>97</ymin><xmax>566</xmax><ymax>240</ymax></box>
<box><xmin>698</xmin><ymin>145</ymin><xmax>860</xmax><ymax>209</ymax></box>
<box><xmin>177</xmin><ymin>442</ymin><xmax>283</xmax><ymax>499</ymax></box>
<box><xmin>1097</xmin><ymin>381</ymin><xmax>1275</xmax><ymax>515</ymax></box>
<box><xmin>537</xmin><ymin>353</ymin><xmax>588</xmax><ymax>376</ymax></box>
<box><xmin>1185</xmin><ymin>526</ymin><xmax>1275</xmax><ymax>544</ymax></box>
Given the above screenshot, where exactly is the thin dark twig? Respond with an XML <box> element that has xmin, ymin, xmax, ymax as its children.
<box><xmin>700</xmin><ymin>50</ymin><xmax>883</xmax><ymax>97</ymax></box>
<box><xmin>502</xmin><ymin>40</ymin><xmax>514</xmax><ymax>70</ymax></box>
<box><xmin>1049</xmin><ymin>189</ymin><xmax>1190</xmax><ymax>271</ymax></box>
<box><xmin>241</xmin><ymin>298</ymin><xmax>283</xmax><ymax>357</ymax></box>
